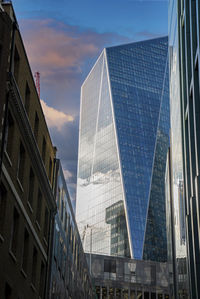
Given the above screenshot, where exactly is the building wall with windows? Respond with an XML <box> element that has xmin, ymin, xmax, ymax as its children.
<box><xmin>49</xmin><ymin>159</ymin><xmax>93</xmax><ymax>299</ymax></box>
<box><xmin>166</xmin><ymin>1</ymin><xmax>189</xmax><ymax>298</ymax></box>
<box><xmin>88</xmin><ymin>253</ymin><xmax>172</xmax><ymax>299</ymax></box>
<box><xmin>168</xmin><ymin>0</ymin><xmax>200</xmax><ymax>297</ymax></box>
<box><xmin>0</xmin><ymin>3</ymin><xmax>57</xmax><ymax>298</ymax></box>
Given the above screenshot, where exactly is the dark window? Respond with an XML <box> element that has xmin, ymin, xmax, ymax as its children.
<box><xmin>25</xmin><ymin>83</ymin><xmax>30</xmax><ymax>114</ymax></box>
<box><xmin>5</xmin><ymin>112</ymin><xmax>14</xmax><ymax>158</ymax></box>
<box><xmin>102</xmin><ymin>286</ymin><xmax>107</xmax><ymax>299</ymax></box>
<box><xmin>42</xmin><ymin>137</ymin><xmax>46</xmax><ymax>163</ymax></box>
<box><xmin>164</xmin><ymin>295</ymin><xmax>169</xmax><ymax>299</ymax></box>
<box><xmin>44</xmin><ymin>207</ymin><xmax>49</xmax><ymax>241</ymax></box>
<box><xmin>34</xmin><ymin>112</ymin><xmax>39</xmax><ymax>140</ymax></box>
<box><xmin>104</xmin><ymin>259</ymin><xmax>116</xmax><ymax>273</ymax></box>
<box><xmin>22</xmin><ymin>228</ymin><xmax>29</xmax><ymax>273</ymax></box>
<box><xmin>95</xmin><ymin>286</ymin><xmax>100</xmax><ymax>299</ymax></box>
<box><xmin>31</xmin><ymin>247</ymin><xmax>38</xmax><ymax>286</ymax></box>
<box><xmin>144</xmin><ymin>292</ymin><xmax>149</xmax><ymax>299</ymax></box>
<box><xmin>151</xmin><ymin>293</ymin><xmax>156</xmax><ymax>299</ymax></box>
<box><xmin>137</xmin><ymin>291</ymin><xmax>142</xmax><ymax>299</ymax></box>
<box><xmin>28</xmin><ymin>167</ymin><xmax>35</xmax><ymax>207</ymax></box>
<box><xmin>4</xmin><ymin>283</ymin><xmax>12</xmax><ymax>299</ymax></box>
<box><xmin>17</xmin><ymin>142</ymin><xmax>25</xmax><ymax>184</ymax></box>
<box><xmin>14</xmin><ymin>46</ymin><xmax>20</xmax><ymax>82</ymax></box>
<box><xmin>36</xmin><ymin>189</ymin><xmax>42</xmax><ymax>226</ymax></box>
<box><xmin>10</xmin><ymin>207</ymin><xmax>20</xmax><ymax>256</ymax></box>
<box><xmin>158</xmin><ymin>295</ymin><xmax>163</xmax><ymax>299</ymax></box>
<box><xmin>0</xmin><ymin>184</ymin><xmax>7</xmax><ymax>236</ymax></box>
<box><xmin>61</xmin><ymin>198</ymin><xmax>64</xmax><ymax>221</ymax></box>
<box><xmin>130</xmin><ymin>290</ymin><xmax>135</xmax><ymax>299</ymax></box>
<box><xmin>64</xmin><ymin>213</ymin><xmax>68</xmax><ymax>232</ymax></box>
<box><xmin>48</xmin><ymin>158</ymin><xmax>52</xmax><ymax>182</ymax></box>
<box><xmin>39</xmin><ymin>261</ymin><xmax>45</xmax><ymax>297</ymax></box>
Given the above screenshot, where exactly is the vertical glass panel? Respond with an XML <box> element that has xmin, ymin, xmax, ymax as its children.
<box><xmin>168</xmin><ymin>0</ymin><xmax>189</xmax><ymax>296</ymax></box>
<box><xmin>76</xmin><ymin>52</ymin><xmax>130</xmax><ymax>256</ymax></box>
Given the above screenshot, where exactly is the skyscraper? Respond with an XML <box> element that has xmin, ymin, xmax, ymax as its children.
<box><xmin>76</xmin><ymin>37</ymin><xmax>169</xmax><ymax>262</ymax></box>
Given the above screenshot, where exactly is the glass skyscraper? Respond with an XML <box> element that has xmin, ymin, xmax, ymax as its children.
<box><xmin>76</xmin><ymin>37</ymin><xmax>170</xmax><ymax>262</ymax></box>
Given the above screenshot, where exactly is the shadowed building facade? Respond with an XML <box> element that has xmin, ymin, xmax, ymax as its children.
<box><xmin>76</xmin><ymin>37</ymin><xmax>170</xmax><ymax>262</ymax></box>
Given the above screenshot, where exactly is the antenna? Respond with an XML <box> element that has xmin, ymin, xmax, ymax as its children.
<box><xmin>34</xmin><ymin>71</ymin><xmax>40</xmax><ymax>98</ymax></box>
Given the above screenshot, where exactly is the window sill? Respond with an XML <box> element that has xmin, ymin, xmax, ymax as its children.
<box><xmin>27</xmin><ymin>201</ymin><xmax>33</xmax><ymax>214</ymax></box>
<box><xmin>4</xmin><ymin>151</ymin><xmax>12</xmax><ymax>167</ymax></box>
<box><xmin>35</xmin><ymin>220</ymin><xmax>41</xmax><ymax>231</ymax></box>
<box><xmin>30</xmin><ymin>283</ymin><xmax>36</xmax><ymax>293</ymax></box>
<box><xmin>17</xmin><ymin>178</ymin><xmax>24</xmax><ymax>192</ymax></box>
<box><xmin>21</xmin><ymin>268</ymin><xmax>27</xmax><ymax>279</ymax></box>
<box><xmin>9</xmin><ymin>250</ymin><xmax>17</xmax><ymax>263</ymax></box>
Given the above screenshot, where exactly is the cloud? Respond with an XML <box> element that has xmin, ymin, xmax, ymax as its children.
<box><xmin>40</xmin><ymin>99</ymin><xmax>73</xmax><ymax>131</ymax></box>
<box><xmin>19</xmin><ymin>17</ymin><xmax>130</xmax><ymax>202</ymax></box>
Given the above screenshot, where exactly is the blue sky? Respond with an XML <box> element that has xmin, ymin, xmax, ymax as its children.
<box><xmin>11</xmin><ymin>0</ymin><xmax>168</xmax><ymax>204</ymax></box>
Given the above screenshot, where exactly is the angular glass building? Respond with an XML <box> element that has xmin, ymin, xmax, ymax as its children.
<box><xmin>76</xmin><ymin>37</ymin><xmax>170</xmax><ymax>262</ymax></box>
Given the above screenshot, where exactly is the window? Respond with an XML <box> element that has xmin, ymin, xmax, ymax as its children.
<box><xmin>49</xmin><ymin>158</ymin><xmax>52</xmax><ymax>182</ymax></box>
<box><xmin>0</xmin><ymin>184</ymin><xmax>7</xmax><ymax>236</ymax></box>
<box><xmin>104</xmin><ymin>259</ymin><xmax>116</xmax><ymax>273</ymax></box>
<box><xmin>137</xmin><ymin>291</ymin><xmax>142</xmax><ymax>299</ymax></box>
<box><xmin>130</xmin><ymin>290</ymin><xmax>135</xmax><ymax>299</ymax></box>
<box><xmin>36</xmin><ymin>189</ymin><xmax>42</xmax><ymax>226</ymax></box>
<box><xmin>17</xmin><ymin>142</ymin><xmax>25</xmax><ymax>185</ymax></box>
<box><xmin>34</xmin><ymin>112</ymin><xmax>39</xmax><ymax>140</ymax></box>
<box><xmin>5</xmin><ymin>112</ymin><xmax>14</xmax><ymax>158</ymax></box>
<box><xmin>39</xmin><ymin>261</ymin><xmax>45</xmax><ymax>297</ymax></box>
<box><xmin>4</xmin><ymin>283</ymin><xmax>12</xmax><ymax>299</ymax></box>
<box><xmin>25</xmin><ymin>83</ymin><xmax>30</xmax><ymax>114</ymax></box>
<box><xmin>151</xmin><ymin>293</ymin><xmax>156</xmax><ymax>299</ymax></box>
<box><xmin>10</xmin><ymin>207</ymin><xmax>20</xmax><ymax>257</ymax></box>
<box><xmin>31</xmin><ymin>247</ymin><xmax>38</xmax><ymax>286</ymax></box>
<box><xmin>14</xmin><ymin>46</ymin><xmax>20</xmax><ymax>82</ymax></box>
<box><xmin>144</xmin><ymin>292</ymin><xmax>149</xmax><ymax>299</ymax></box>
<box><xmin>22</xmin><ymin>228</ymin><xmax>29</xmax><ymax>273</ymax></box>
<box><xmin>42</xmin><ymin>137</ymin><xmax>46</xmax><ymax>164</ymax></box>
<box><xmin>44</xmin><ymin>207</ymin><xmax>49</xmax><ymax>241</ymax></box>
<box><xmin>28</xmin><ymin>167</ymin><xmax>35</xmax><ymax>208</ymax></box>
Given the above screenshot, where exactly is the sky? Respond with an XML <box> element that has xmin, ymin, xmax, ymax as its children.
<box><xmin>11</xmin><ymin>0</ymin><xmax>168</xmax><ymax>206</ymax></box>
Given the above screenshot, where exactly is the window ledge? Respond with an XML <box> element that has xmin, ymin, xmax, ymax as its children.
<box><xmin>21</xmin><ymin>268</ymin><xmax>27</xmax><ymax>279</ymax></box>
<box><xmin>35</xmin><ymin>220</ymin><xmax>41</xmax><ymax>231</ymax></box>
<box><xmin>9</xmin><ymin>250</ymin><xmax>17</xmax><ymax>263</ymax></box>
<box><xmin>17</xmin><ymin>178</ymin><xmax>24</xmax><ymax>192</ymax></box>
<box><xmin>4</xmin><ymin>151</ymin><xmax>12</xmax><ymax>167</ymax></box>
<box><xmin>30</xmin><ymin>283</ymin><xmax>36</xmax><ymax>293</ymax></box>
<box><xmin>27</xmin><ymin>201</ymin><xmax>33</xmax><ymax>214</ymax></box>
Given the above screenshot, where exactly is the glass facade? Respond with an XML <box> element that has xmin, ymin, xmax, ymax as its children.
<box><xmin>76</xmin><ymin>37</ymin><xmax>169</xmax><ymax>262</ymax></box>
<box><xmin>49</xmin><ymin>160</ymin><xmax>93</xmax><ymax>299</ymax></box>
<box><xmin>167</xmin><ymin>0</ymin><xmax>189</xmax><ymax>297</ymax></box>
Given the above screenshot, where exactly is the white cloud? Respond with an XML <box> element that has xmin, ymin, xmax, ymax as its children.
<box><xmin>63</xmin><ymin>169</ymin><xmax>73</xmax><ymax>180</ymax></box>
<box><xmin>41</xmin><ymin>99</ymin><xmax>74</xmax><ymax>131</ymax></box>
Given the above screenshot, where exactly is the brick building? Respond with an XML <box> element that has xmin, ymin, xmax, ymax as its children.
<box><xmin>0</xmin><ymin>2</ymin><xmax>57</xmax><ymax>298</ymax></box>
